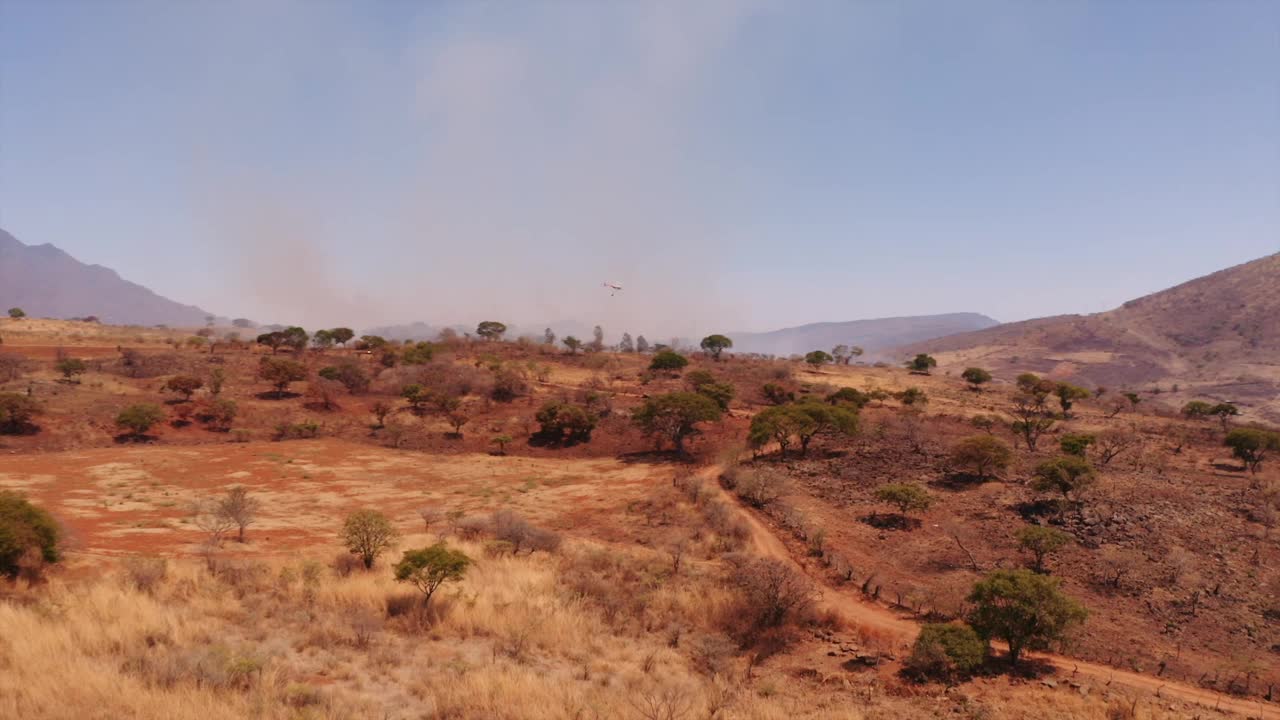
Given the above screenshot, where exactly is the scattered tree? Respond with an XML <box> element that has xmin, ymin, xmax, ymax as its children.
<box><xmin>256</xmin><ymin>331</ymin><xmax>287</xmax><ymax>354</ymax></box>
<box><xmin>394</xmin><ymin>543</ymin><xmax>471</xmax><ymax>609</ymax></box>
<box><xmin>562</xmin><ymin>336</ymin><xmax>582</xmax><ymax>355</ymax></box>
<box><xmin>258</xmin><ymin>357</ymin><xmax>307</xmax><ymax>397</ymax></box>
<box><xmin>476</xmin><ymin>321</ymin><xmax>507</xmax><ymax>341</ymax></box>
<box><xmin>281</xmin><ymin>326</ymin><xmax>309</xmax><ymax>353</ymax></box>
<box><xmin>55</xmin><ymin>358</ymin><xmax>87</xmax><ymax>383</ymax></box>
<box><xmin>1224</xmin><ymin>427</ymin><xmax>1280</xmax><ymax>475</ymax></box>
<box><xmin>804</xmin><ymin>350</ymin><xmax>833</xmax><ymax>368</ymax></box>
<box><xmin>491</xmin><ymin>434</ymin><xmax>512</xmax><ymax>454</ymax></box>
<box><xmin>543</xmin><ymin>328</ymin><xmax>556</xmax><ymax>345</ymax></box>
<box><xmin>330</xmin><ymin>327</ymin><xmax>355</xmax><ymax>346</ymax></box>
<box><xmin>636</xmin><ymin>335</ymin><xmax>650</xmax><ymax>353</ymax></box>
<box><xmin>1094</xmin><ymin>427</ymin><xmax>1139</xmax><ymax>466</ymax></box>
<box><xmin>961</xmin><ymin>367</ymin><xmax>992</xmax><ymax>391</ymax></box>
<box><xmin>1209</xmin><ymin>402</ymin><xmax>1239</xmax><ymax>432</ymax></box>
<box><xmin>632</xmin><ymin>392</ymin><xmax>722</xmax><ymax>454</ymax></box>
<box><xmin>649</xmin><ymin>349</ymin><xmax>689</xmax><ymax>372</ymax></box>
<box><xmin>1016</xmin><ymin>525</ymin><xmax>1071</xmax><ymax>573</ymax></box>
<box><xmin>1010</xmin><ymin>393</ymin><xmax>1054</xmax><ymax>450</ymax></box>
<box><xmin>7</xmin><ymin>308</ymin><xmax>26</xmax><ymax>319</ymax></box>
<box><xmin>731</xmin><ymin>557</ymin><xmax>819</xmax><ymax>631</ymax></box>
<box><xmin>318</xmin><ymin>361</ymin><xmax>370</xmax><ymax>394</ymax></box>
<box><xmin>1181</xmin><ymin>400</ymin><xmax>1214</xmax><ymax>420</ymax></box>
<box><xmin>195</xmin><ymin>397</ymin><xmax>237</xmax><ymax>431</ymax></box>
<box><xmin>1054</xmin><ymin>383</ymin><xmax>1090</xmax><ymax>417</ymax></box>
<box><xmin>896</xmin><ymin>387</ymin><xmax>928</xmax><ymax>407</ymax></box>
<box><xmin>826</xmin><ymin>387</ymin><xmax>869</xmax><ymax>409</ymax></box>
<box><xmin>116</xmin><ymin>403</ymin><xmax>165</xmax><ymax>438</ymax></box>
<box><xmin>589</xmin><ymin>325</ymin><xmax>605</xmax><ymax>352</ymax></box>
<box><xmin>218</xmin><ymin>486</ymin><xmax>259</xmax><ymax>543</ymax></box>
<box><xmin>342</xmin><ymin>510</ymin><xmax>399</xmax><ymax>569</ymax></box>
<box><xmin>905</xmin><ymin>353</ymin><xmax>937</xmax><ymax>374</ymax></box>
<box><xmin>699</xmin><ymin>334</ymin><xmax>733</xmax><ymax>361</ymax></box>
<box><xmin>311</xmin><ymin>329</ymin><xmax>335</xmax><ymax>349</ymax></box>
<box><xmin>0</xmin><ymin>393</ymin><xmax>40</xmax><ymax>435</ymax></box>
<box><xmin>949</xmin><ymin>435</ymin><xmax>1012</xmax><ymax>479</ymax></box>
<box><xmin>162</xmin><ymin>375</ymin><xmax>203</xmax><ymax>401</ymax></box>
<box><xmin>0</xmin><ymin>491</ymin><xmax>60</xmax><ymax>579</ymax></box>
<box><xmin>231</xmin><ymin>318</ymin><xmax>254</xmax><ymax>329</ymax></box>
<box><xmin>874</xmin><ymin>483</ymin><xmax>933</xmax><ymax>522</ymax></box>
<box><xmin>534</xmin><ymin>401</ymin><xmax>596</xmax><ymax>444</ymax></box>
<box><xmin>1030</xmin><ymin>456</ymin><xmax>1096</xmax><ymax>503</ymax></box>
<box><xmin>1059</xmin><ymin>432</ymin><xmax>1095</xmax><ymax>457</ymax></box>
<box><xmin>966</xmin><ymin>569</ymin><xmax>1087</xmax><ymax>667</ymax></box>
<box><xmin>618</xmin><ymin>333</ymin><xmax>635</xmax><ymax>353</ymax></box>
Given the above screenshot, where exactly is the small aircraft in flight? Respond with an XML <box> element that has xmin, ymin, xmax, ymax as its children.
<box><xmin>602</xmin><ymin>281</ymin><xmax>623</xmax><ymax>296</ymax></box>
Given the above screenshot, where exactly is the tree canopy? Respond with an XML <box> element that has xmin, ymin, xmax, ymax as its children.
<box><xmin>476</xmin><ymin>321</ymin><xmax>507</xmax><ymax>341</ymax></box>
<box><xmin>961</xmin><ymin>367</ymin><xmax>992</xmax><ymax>390</ymax></box>
<box><xmin>804</xmin><ymin>350</ymin><xmax>833</xmax><ymax>367</ymax></box>
<box><xmin>394</xmin><ymin>543</ymin><xmax>471</xmax><ymax>607</ymax></box>
<box><xmin>905</xmin><ymin>353</ymin><xmax>937</xmax><ymax>374</ymax></box>
<box><xmin>699</xmin><ymin>334</ymin><xmax>733</xmax><ymax>360</ymax></box>
<box><xmin>966</xmin><ymin>569</ymin><xmax>1087</xmax><ymax>666</ymax></box>
<box><xmin>632</xmin><ymin>392</ymin><xmax>722</xmax><ymax>454</ymax></box>
<box><xmin>1224</xmin><ymin>427</ymin><xmax>1279</xmax><ymax>474</ymax></box>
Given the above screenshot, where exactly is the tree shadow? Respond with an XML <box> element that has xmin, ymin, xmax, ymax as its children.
<box><xmin>303</xmin><ymin>401</ymin><xmax>340</xmax><ymax>413</ymax></box>
<box><xmin>934</xmin><ymin>472</ymin><xmax>992</xmax><ymax>490</ymax></box>
<box><xmin>0</xmin><ymin>422</ymin><xmax>42</xmax><ymax>437</ymax></box>
<box><xmin>859</xmin><ymin>513</ymin><xmax>919</xmax><ymax>531</ymax></box>
<box><xmin>113</xmin><ymin>432</ymin><xmax>157</xmax><ymax>444</ymax></box>
<box><xmin>254</xmin><ymin>391</ymin><xmax>301</xmax><ymax>401</ymax></box>
<box><xmin>618</xmin><ymin>450</ymin><xmax>691</xmax><ymax>465</ymax></box>
<box><xmin>1212</xmin><ymin>461</ymin><xmax>1246</xmax><ymax>473</ymax></box>
<box><xmin>1012</xmin><ymin>499</ymin><xmax>1060</xmax><ymax>522</ymax></box>
<box><xmin>527</xmin><ymin>432</ymin><xmax>591</xmax><ymax>449</ymax></box>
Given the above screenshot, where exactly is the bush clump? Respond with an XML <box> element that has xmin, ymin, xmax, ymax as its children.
<box><xmin>0</xmin><ymin>491</ymin><xmax>60</xmax><ymax>579</ymax></box>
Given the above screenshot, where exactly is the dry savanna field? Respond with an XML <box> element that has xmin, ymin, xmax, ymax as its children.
<box><xmin>1</xmin><ymin>317</ymin><xmax>1278</xmax><ymax>720</ymax></box>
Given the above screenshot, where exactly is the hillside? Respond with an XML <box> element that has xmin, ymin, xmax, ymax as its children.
<box><xmin>0</xmin><ymin>228</ymin><xmax>216</xmax><ymax>327</ymax></box>
<box><xmin>903</xmin><ymin>252</ymin><xmax>1280</xmax><ymax>421</ymax></box>
<box><xmin>729</xmin><ymin>312</ymin><xmax>999</xmax><ymax>358</ymax></box>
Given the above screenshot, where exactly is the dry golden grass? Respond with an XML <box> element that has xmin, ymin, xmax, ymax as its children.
<box><xmin>0</xmin><ymin>532</ymin><xmax>1216</xmax><ymax>720</ymax></box>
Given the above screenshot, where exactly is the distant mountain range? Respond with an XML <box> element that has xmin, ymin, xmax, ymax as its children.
<box><xmin>0</xmin><ymin>228</ymin><xmax>218</xmax><ymax>327</ymax></box>
<box><xmin>728</xmin><ymin>313</ymin><xmax>1000</xmax><ymax>358</ymax></box>
<box><xmin>900</xmin><ymin>252</ymin><xmax>1280</xmax><ymax>422</ymax></box>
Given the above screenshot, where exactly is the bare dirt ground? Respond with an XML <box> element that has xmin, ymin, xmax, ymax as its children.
<box><xmin>0</xmin><ymin>440</ymin><xmax>659</xmax><ymax>560</ymax></box>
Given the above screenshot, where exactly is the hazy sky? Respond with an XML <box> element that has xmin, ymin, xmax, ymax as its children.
<box><xmin>1</xmin><ymin>1</ymin><xmax>1277</xmax><ymax>336</ymax></box>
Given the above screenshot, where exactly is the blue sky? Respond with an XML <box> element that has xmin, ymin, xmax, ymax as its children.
<box><xmin>1</xmin><ymin>1</ymin><xmax>1276</xmax><ymax>335</ymax></box>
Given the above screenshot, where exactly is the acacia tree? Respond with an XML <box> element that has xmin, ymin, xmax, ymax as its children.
<box><xmin>1224</xmin><ymin>427</ymin><xmax>1280</xmax><ymax>475</ymax></box>
<box><xmin>311</xmin><ymin>329</ymin><xmax>335</xmax><ymax>349</ymax></box>
<box><xmin>330</xmin><ymin>327</ymin><xmax>355</xmax><ymax>347</ymax></box>
<box><xmin>1030</xmin><ymin>456</ymin><xmax>1096</xmax><ymax>504</ymax></box>
<box><xmin>476</xmin><ymin>321</ymin><xmax>507</xmax><ymax>341</ymax></box>
<box><xmin>632</xmin><ymin>392</ymin><xmax>722</xmax><ymax>455</ymax></box>
<box><xmin>804</xmin><ymin>350</ymin><xmax>833</xmax><ymax>368</ymax></box>
<box><xmin>590</xmin><ymin>325</ymin><xmax>605</xmax><ymax>352</ymax></box>
<box><xmin>281</xmin><ymin>326</ymin><xmax>309</xmax><ymax>353</ymax></box>
<box><xmin>949</xmin><ymin>435</ymin><xmax>1012</xmax><ymax>479</ymax></box>
<box><xmin>635</xmin><ymin>335</ymin><xmax>650</xmax><ymax>353</ymax></box>
<box><xmin>394</xmin><ymin>543</ymin><xmax>471</xmax><ymax>609</ymax></box>
<box><xmin>0</xmin><ymin>393</ymin><xmax>41</xmax><ymax>434</ymax></box>
<box><xmin>116</xmin><ymin>403</ymin><xmax>165</xmax><ymax>439</ymax></box>
<box><xmin>1016</xmin><ymin>525</ymin><xmax>1071</xmax><ymax>573</ymax></box>
<box><xmin>55</xmin><ymin>358</ymin><xmax>87</xmax><ymax>383</ymax></box>
<box><xmin>7</xmin><ymin>308</ymin><xmax>26</xmax><ymax>319</ymax></box>
<box><xmin>256</xmin><ymin>331</ymin><xmax>287</xmax><ymax>354</ymax></box>
<box><xmin>342</xmin><ymin>510</ymin><xmax>398</xmax><ymax>569</ymax></box>
<box><xmin>873</xmin><ymin>483</ymin><xmax>933</xmax><ymax>524</ymax></box>
<box><xmin>1209</xmin><ymin>403</ymin><xmax>1239</xmax><ymax>432</ymax></box>
<box><xmin>258</xmin><ymin>357</ymin><xmax>307</xmax><ymax>398</ymax></box>
<box><xmin>649</xmin><ymin>350</ymin><xmax>689</xmax><ymax>372</ymax></box>
<box><xmin>961</xmin><ymin>367</ymin><xmax>992</xmax><ymax>391</ymax></box>
<box><xmin>1011</xmin><ymin>393</ymin><xmax>1053</xmax><ymax>450</ymax></box>
<box><xmin>619</xmin><ymin>333</ymin><xmax>635</xmax><ymax>353</ymax></box>
<box><xmin>1054</xmin><ymin>383</ymin><xmax>1090</xmax><ymax>418</ymax></box>
<box><xmin>905</xmin><ymin>354</ymin><xmax>937</xmax><ymax>374</ymax></box>
<box><xmin>543</xmin><ymin>328</ymin><xmax>556</xmax><ymax>345</ymax></box>
<box><xmin>966</xmin><ymin>569</ymin><xmax>1087</xmax><ymax>667</ymax></box>
<box><xmin>562</xmin><ymin>336</ymin><xmax>582</xmax><ymax>355</ymax></box>
<box><xmin>699</xmin><ymin>334</ymin><xmax>733</xmax><ymax>361</ymax></box>
<box><xmin>162</xmin><ymin>375</ymin><xmax>203</xmax><ymax>401</ymax></box>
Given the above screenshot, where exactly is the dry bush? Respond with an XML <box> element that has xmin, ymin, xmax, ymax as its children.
<box><xmin>121</xmin><ymin>555</ymin><xmax>168</xmax><ymax>594</ymax></box>
<box><xmin>726</xmin><ymin>555</ymin><xmax>819</xmax><ymax>641</ymax></box>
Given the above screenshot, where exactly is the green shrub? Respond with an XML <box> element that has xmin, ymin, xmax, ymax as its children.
<box><xmin>0</xmin><ymin>492</ymin><xmax>60</xmax><ymax>579</ymax></box>
<box><xmin>905</xmin><ymin>623</ymin><xmax>985</xmax><ymax>680</ymax></box>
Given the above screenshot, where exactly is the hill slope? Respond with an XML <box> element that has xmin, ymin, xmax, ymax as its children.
<box><xmin>729</xmin><ymin>312</ymin><xmax>999</xmax><ymax>358</ymax></box>
<box><xmin>0</xmin><ymin>228</ymin><xmax>216</xmax><ymax>327</ymax></box>
<box><xmin>903</xmin><ymin>252</ymin><xmax>1280</xmax><ymax>421</ymax></box>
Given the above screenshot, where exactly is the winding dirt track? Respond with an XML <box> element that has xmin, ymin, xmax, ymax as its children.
<box><xmin>697</xmin><ymin>465</ymin><xmax>1280</xmax><ymax>719</ymax></box>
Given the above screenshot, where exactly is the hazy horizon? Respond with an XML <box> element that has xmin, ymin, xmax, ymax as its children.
<box><xmin>2</xmin><ymin>1</ymin><xmax>1277</xmax><ymax>335</ymax></box>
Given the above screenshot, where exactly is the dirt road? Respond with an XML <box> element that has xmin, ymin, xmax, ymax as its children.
<box><xmin>698</xmin><ymin>465</ymin><xmax>1280</xmax><ymax>719</ymax></box>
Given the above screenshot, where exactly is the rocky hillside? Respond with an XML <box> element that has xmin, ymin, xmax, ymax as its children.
<box><xmin>903</xmin><ymin>253</ymin><xmax>1280</xmax><ymax>421</ymax></box>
